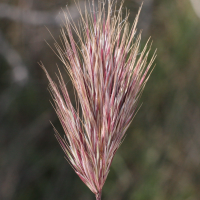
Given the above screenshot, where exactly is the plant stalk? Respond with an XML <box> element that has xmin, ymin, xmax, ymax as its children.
<box><xmin>95</xmin><ymin>192</ymin><xmax>102</xmax><ymax>200</ymax></box>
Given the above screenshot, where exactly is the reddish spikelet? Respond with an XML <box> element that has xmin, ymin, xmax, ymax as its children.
<box><xmin>41</xmin><ymin>0</ymin><xmax>156</xmax><ymax>199</ymax></box>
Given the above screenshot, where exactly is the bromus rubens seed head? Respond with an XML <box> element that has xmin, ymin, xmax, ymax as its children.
<box><xmin>41</xmin><ymin>0</ymin><xmax>156</xmax><ymax>199</ymax></box>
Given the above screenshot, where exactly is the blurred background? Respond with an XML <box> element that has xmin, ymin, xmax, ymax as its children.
<box><xmin>1</xmin><ymin>0</ymin><xmax>200</xmax><ymax>199</ymax></box>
